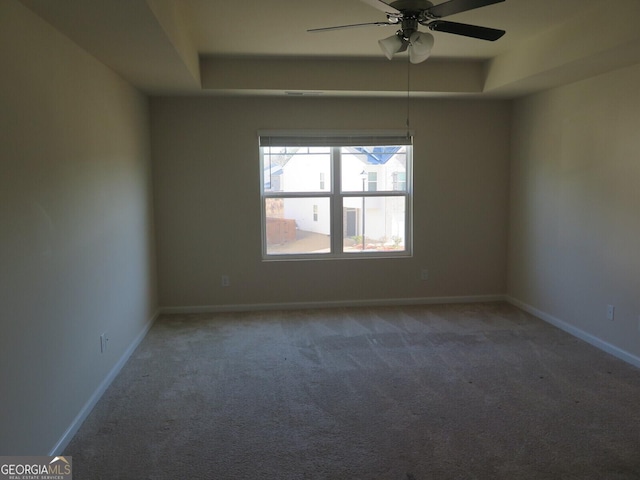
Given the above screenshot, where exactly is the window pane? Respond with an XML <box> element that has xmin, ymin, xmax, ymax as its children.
<box><xmin>265</xmin><ymin>197</ymin><xmax>330</xmax><ymax>255</ymax></box>
<box><xmin>341</xmin><ymin>146</ymin><xmax>407</xmax><ymax>192</ymax></box>
<box><xmin>342</xmin><ymin>196</ymin><xmax>406</xmax><ymax>252</ymax></box>
<box><xmin>263</xmin><ymin>147</ymin><xmax>331</xmax><ymax>193</ymax></box>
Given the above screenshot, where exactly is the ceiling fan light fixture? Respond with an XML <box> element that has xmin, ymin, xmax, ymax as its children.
<box><xmin>409</xmin><ymin>31</ymin><xmax>434</xmax><ymax>64</ymax></box>
<box><xmin>378</xmin><ymin>33</ymin><xmax>404</xmax><ymax>60</ymax></box>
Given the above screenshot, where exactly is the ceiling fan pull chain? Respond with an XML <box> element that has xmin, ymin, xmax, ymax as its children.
<box><xmin>406</xmin><ymin>54</ymin><xmax>411</xmax><ymax>136</ymax></box>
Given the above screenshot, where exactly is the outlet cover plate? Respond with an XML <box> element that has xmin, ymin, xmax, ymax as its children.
<box><xmin>607</xmin><ymin>305</ymin><xmax>615</xmax><ymax>321</ymax></box>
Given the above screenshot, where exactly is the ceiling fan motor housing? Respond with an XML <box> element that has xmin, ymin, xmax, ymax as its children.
<box><xmin>389</xmin><ymin>0</ymin><xmax>434</xmax><ymax>12</ymax></box>
<box><xmin>386</xmin><ymin>1</ymin><xmax>436</xmax><ymax>39</ymax></box>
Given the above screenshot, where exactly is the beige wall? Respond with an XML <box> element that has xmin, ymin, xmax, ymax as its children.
<box><xmin>0</xmin><ymin>1</ymin><xmax>157</xmax><ymax>454</ymax></box>
<box><xmin>509</xmin><ymin>63</ymin><xmax>640</xmax><ymax>359</ymax></box>
<box><xmin>151</xmin><ymin>96</ymin><xmax>510</xmax><ymax>308</ymax></box>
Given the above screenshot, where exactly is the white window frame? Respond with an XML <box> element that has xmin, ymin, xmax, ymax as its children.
<box><xmin>259</xmin><ymin>130</ymin><xmax>413</xmax><ymax>261</ymax></box>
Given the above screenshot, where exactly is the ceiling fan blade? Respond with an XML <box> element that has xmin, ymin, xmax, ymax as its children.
<box><xmin>360</xmin><ymin>0</ymin><xmax>401</xmax><ymax>14</ymax></box>
<box><xmin>426</xmin><ymin>0</ymin><xmax>505</xmax><ymax>19</ymax></box>
<box><xmin>427</xmin><ymin>20</ymin><xmax>505</xmax><ymax>41</ymax></box>
<box><xmin>308</xmin><ymin>22</ymin><xmax>395</xmax><ymax>33</ymax></box>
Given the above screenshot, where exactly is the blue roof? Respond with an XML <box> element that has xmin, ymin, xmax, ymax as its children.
<box><xmin>353</xmin><ymin>146</ymin><xmax>402</xmax><ymax>165</ymax></box>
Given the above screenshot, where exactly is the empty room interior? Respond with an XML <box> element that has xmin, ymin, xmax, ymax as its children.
<box><xmin>2</xmin><ymin>0</ymin><xmax>640</xmax><ymax>477</ymax></box>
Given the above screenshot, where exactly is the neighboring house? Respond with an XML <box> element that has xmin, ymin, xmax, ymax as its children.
<box><xmin>265</xmin><ymin>146</ymin><xmax>407</xmax><ymax>248</ymax></box>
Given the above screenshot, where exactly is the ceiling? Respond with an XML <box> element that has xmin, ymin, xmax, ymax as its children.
<box><xmin>20</xmin><ymin>0</ymin><xmax>640</xmax><ymax>98</ymax></box>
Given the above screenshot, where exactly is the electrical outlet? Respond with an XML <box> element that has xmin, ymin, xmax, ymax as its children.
<box><xmin>421</xmin><ymin>269</ymin><xmax>429</xmax><ymax>281</ymax></box>
<box><xmin>607</xmin><ymin>305</ymin><xmax>615</xmax><ymax>321</ymax></box>
<box><xmin>100</xmin><ymin>333</ymin><xmax>109</xmax><ymax>353</ymax></box>
<box><xmin>221</xmin><ymin>275</ymin><xmax>231</xmax><ymax>287</ymax></box>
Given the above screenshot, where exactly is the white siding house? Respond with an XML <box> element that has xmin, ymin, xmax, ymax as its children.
<box><xmin>266</xmin><ymin>146</ymin><xmax>407</xmax><ymax>249</ymax></box>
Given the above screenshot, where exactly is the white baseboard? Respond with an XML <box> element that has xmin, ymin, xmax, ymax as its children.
<box><xmin>506</xmin><ymin>296</ymin><xmax>640</xmax><ymax>369</ymax></box>
<box><xmin>158</xmin><ymin>294</ymin><xmax>507</xmax><ymax>315</ymax></box>
<box><xmin>49</xmin><ymin>309</ymin><xmax>160</xmax><ymax>455</ymax></box>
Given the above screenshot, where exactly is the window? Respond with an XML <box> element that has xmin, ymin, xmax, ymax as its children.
<box><xmin>392</xmin><ymin>172</ymin><xmax>406</xmax><ymax>191</ymax></box>
<box><xmin>260</xmin><ymin>131</ymin><xmax>412</xmax><ymax>259</ymax></box>
<box><xmin>367</xmin><ymin>172</ymin><xmax>378</xmax><ymax>192</ymax></box>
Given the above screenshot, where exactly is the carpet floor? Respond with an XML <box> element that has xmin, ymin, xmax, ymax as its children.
<box><xmin>65</xmin><ymin>303</ymin><xmax>640</xmax><ymax>479</ymax></box>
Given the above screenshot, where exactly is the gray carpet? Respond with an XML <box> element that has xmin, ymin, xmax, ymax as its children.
<box><xmin>65</xmin><ymin>303</ymin><xmax>640</xmax><ymax>479</ymax></box>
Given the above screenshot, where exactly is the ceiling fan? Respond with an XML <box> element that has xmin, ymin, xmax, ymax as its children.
<box><xmin>308</xmin><ymin>0</ymin><xmax>506</xmax><ymax>63</ymax></box>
